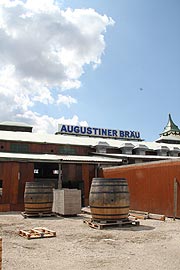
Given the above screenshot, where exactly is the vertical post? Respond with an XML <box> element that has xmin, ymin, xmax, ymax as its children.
<box><xmin>95</xmin><ymin>163</ymin><xmax>100</xmax><ymax>177</ymax></box>
<box><xmin>173</xmin><ymin>178</ymin><xmax>178</xmax><ymax>221</ymax></box>
<box><xmin>58</xmin><ymin>163</ymin><xmax>62</xmax><ymax>190</ymax></box>
<box><xmin>82</xmin><ymin>164</ymin><xmax>90</xmax><ymax>206</ymax></box>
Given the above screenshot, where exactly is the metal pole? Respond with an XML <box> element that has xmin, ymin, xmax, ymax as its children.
<box><xmin>173</xmin><ymin>178</ymin><xmax>178</xmax><ymax>221</ymax></box>
<box><xmin>58</xmin><ymin>163</ymin><xmax>62</xmax><ymax>189</ymax></box>
<box><xmin>95</xmin><ymin>163</ymin><xmax>100</xmax><ymax>177</ymax></box>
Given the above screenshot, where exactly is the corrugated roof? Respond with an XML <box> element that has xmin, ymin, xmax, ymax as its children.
<box><xmin>0</xmin><ymin>152</ymin><xmax>122</xmax><ymax>164</ymax></box>
<box><xmin>94</xmin><ymin>152</ymin><xmax>180</xmax><ymax>161</ymax></box>
<box><xmin>0</xmin><ymin>130</ymin><xmax>179</xmax><ymax>152</ymax></box>
<box><xmin>103</xmin><ymin>158</ymin><xmax>180</xmax><ymax>171</ymax></box>
<box><xmin>156</xmin><ymin>134</ymin><xmax>180</xmax><ymax>142</ymax></box>
<box><xmin>0</xmin><ymin>121</ymin><xmax>32</xmax><ymax>127</ymax></box>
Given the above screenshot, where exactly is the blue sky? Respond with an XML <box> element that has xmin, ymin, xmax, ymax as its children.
<box><xmin>61</xmin><ymin>0</ymin><xmax>180</xmax><ymax>141</ymax></box>
<box><xmin>0</xmin><ymin>0</ymin><xmax>179</xmax><ymax>141</ymax></box>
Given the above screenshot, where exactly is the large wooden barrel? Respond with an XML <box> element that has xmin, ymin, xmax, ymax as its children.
<box><xmin>0</xmin><ymin>238</ymin><xmax>2</xmax><ymax>270</ymax></box>
<box><xmin>24</xmin><ymin>182</ymin><xmax>53</xmax><ymax>214</ymax></box>
<box><xmin>89</xmin><ymin>178</ymin><xmax>130</xmax><ymax>221</ymax></box>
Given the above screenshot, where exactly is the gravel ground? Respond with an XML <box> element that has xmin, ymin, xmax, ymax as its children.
<box><xmin>1</xmin><ymin>212</ymin><xmax>180</xmax><ymax>270</ymax></box>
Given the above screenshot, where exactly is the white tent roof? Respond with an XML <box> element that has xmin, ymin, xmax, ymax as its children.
<box><xmin>0</xmin><ymin>152</ymin><xmax>122</xmax><ymax>164</ymax></box>
<box><xmin>0</xmin><ymin>121</ymin><xmax>32</xmax><ymax>127</ymax></box>
<box><xmin>0</xmin><ymin>130</ymin><xmax>180</xmax><ymax>152</ymax></box>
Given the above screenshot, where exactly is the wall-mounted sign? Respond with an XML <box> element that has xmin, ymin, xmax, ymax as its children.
<box><xmin>58</xmin><ymin>124</ymin><xmax>142</xmax><ymax>141</ymax></box>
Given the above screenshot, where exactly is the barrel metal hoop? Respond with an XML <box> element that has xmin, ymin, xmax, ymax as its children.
<box><xmin>91</xmin><ymin>184</ymin><xmax>128</xmax><ymax>187</ymax></box>
<box><xmin>92</xmin><ymin>213</ymin><xmax>128</xmax><ymax>217</ymax></box>
<box><xmin>92</xmin><ymin>178</ymin><xmax>126</xmax><ymax>181</ymax></box>
<box><xmin>25</xmin><ymin>192</ymin><xmax>52</xmax><ymax>194</ymax></box>
<box><xmin>90</xmin><ymin>205</ymin><xmax>129</xmax><ymax>209</ymax></box>
<box><xmin>90</xmin><ymin>191</ymin><xmax>129</xmax><ymax>194</ymax></box>
<box><xmin>25</xmin><ymin>201</ymin><xmax>53</xmax><ymax>204</ymax></box>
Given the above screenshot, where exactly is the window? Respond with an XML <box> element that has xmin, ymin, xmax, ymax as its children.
<box><xmin>10</xmin><ymin>143</ymin><xmax>29</xmax><ymax>153</ymax></box>
<box><xmin>53</xmin><ymin>170</ymin><xmax>59</xmax><ymax>175</ymax></box>
<box><xmin>59</xmin><ymin>146</ymin><xmax>76</xmax><ymax>155</ymax></box>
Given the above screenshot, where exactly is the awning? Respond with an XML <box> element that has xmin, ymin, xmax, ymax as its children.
<box><xmin>0</xmin><ymin>152</ymin><xmax>122</xmax><ymax>164</ymax></box>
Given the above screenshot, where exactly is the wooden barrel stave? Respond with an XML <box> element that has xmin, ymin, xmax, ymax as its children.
<box><xmin>0</xmin><ymin>238</ymin><xmax>2</xmax><ymax>270</ymax></box>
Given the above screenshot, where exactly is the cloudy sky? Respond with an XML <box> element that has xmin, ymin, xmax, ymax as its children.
<box><xmin>0</xmin><ymin>0</ymin><xmax>180</xmax><ymax>141</ymax></box>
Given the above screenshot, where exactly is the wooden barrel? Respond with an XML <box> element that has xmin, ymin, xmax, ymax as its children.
<box><xmin>89</xmin><ymin>178</ymin><xmax>130</xmax><ymax>221</ymax></box>
<box><xmin>0</xmin><ymin>238</ymin><xmax>2</xmax><ymax>270</ymax></box>
<box><xmin>24</xmin><ymin>182</ymin><xmax>53</xmax><ymax>214</ymax></box>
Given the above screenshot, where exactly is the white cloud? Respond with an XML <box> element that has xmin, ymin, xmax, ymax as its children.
<box><xmin>57</xmin><ymin>94</ymin><xmax>77</xmax><ymax>107</ymax></box>
<box><xmin>0</xmin><ymin>0</ymin><xmax>114</xmax><ymax>133</ymax></box>
<box><xmin>16</xmin><ymin>111</ymin><xmax>88</xmax><ymax>134</ymax></box>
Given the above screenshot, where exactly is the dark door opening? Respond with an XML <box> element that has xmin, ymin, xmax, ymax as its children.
<box><xmin>34</xmin><ymin>162</ymin><xmax>59</xmax><ymax>188</ymax></box>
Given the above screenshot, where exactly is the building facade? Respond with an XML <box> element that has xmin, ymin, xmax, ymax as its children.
<box><xmin>0</xmin><ymin>114</ymin><xmax>180</xmax><ymax>211</ymax></box>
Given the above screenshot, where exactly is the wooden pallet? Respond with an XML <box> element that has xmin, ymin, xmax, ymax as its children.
<box><xmin>83</xmin><ymin>218</ymin><xmax>140</xmax><ymax>230</ymax></box>
<box><xmin>129</xmin><ymin>210</ymin><xmax>166</xmax><ymax>221</ymax></box>
<box><xmin>19</xmin><ymin>227</ymin><xmax>56</xmax><ymax>239</ymax></box>
<box><xmin>21</xmin><ymin>212</ymin><xmax>56</xmax><ymax>218</ymax></box>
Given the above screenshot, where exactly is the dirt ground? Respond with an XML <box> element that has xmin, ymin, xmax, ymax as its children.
<box><xmin>1</xmin><ymin>212</ymin><xmax>180</xmax><ymax>270</ymax></box>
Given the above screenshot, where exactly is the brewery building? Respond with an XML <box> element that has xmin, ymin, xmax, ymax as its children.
<box><xmin>0</xmin><ymin>113</ymin><xmax>180</xmax><ymax>212</ymax></box>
